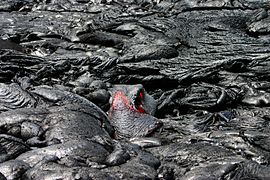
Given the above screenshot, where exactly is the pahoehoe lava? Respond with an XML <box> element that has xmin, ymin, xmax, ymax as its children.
<box><xmin>0</xmin><ymin>0</ymin><xmax>270</xmax><ymax>179</ymax></box>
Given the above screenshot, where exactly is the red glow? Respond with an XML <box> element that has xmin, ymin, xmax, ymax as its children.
<box><xmin>111</xmin><ymin>91</ymin><xmax>131</xmax><ymax>110</ymax></box>
<box><xmin>111</xmin><ymin>90</ymin><xmax>145</xmax><ymax>113</ymax></box>
<box><xmin>137</xmin><ymin>106</ymin><xmax>145</xmax><ymax>113</ymax></box>
<box><xmin>139</xmin><ymin>91</ymin><xmax>143</xmax><ymax>99</ymax></box>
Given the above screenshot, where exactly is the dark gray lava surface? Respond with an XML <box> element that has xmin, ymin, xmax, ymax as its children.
<box><xmin>0</xmin><ymin>0</ymin><xmax>270</xmax><ymax>179</ymax></box>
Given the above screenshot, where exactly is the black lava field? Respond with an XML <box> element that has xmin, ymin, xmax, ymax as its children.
<box><xmin>0</xmin><ymin>0</ymin><xmax>270</xmax><ymax>179</ymax></box>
